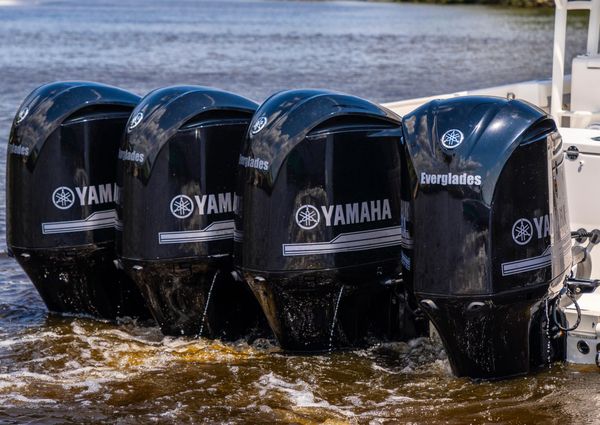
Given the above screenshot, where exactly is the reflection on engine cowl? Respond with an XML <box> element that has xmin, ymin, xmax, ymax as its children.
<box><xmin>117</xmin><ymin>85</ymin><xmax>269</xmax><ymax>339</ymax></box>
<box><xmin>6</xmin><ymin>81</ymin><xmax>150</xmax><ymax>320</ymax></box>
<box><xmin>234</xmin><ymin>89</ymin><xmax>428</xmax><ymax>351</ymax></box>
<box><xmin>400</xmin><ymin>96</ymin><xmax>572</xmax><ymax>379</ymax></box>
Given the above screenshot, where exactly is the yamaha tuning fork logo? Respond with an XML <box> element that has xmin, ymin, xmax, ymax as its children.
<box><xmin>52</xmin><ymin>187</ymin><xmax>75</xmax><ymax>210</ymax></box>
<box><xmin>440</xmin><ymin>129</ymin><xmax>464</xmax><ymax>149</ymax></box>
<box><xmin>128</xmin><ymin>112</ymin><xmax>144</xmax><ymax>132</ymax></box>
<box><xmin>512</xmin><ymin>218</ymin><xmax>533</xmax><ymax>245</ymax></box>
<box><xmin>511</xmin><ymin>214</ymin><xmax>551</xmax><ymax>245</ymax></box>
<box><xmin>295</xmin><ymin>205</ymin><xmax>321</xmax><ymax>230</ymax></box>
<box><xmin>170</xmin><ymin>195</ymin><xmax>194</xmax><ymax>219</ymax></box>
<box><xmin>251</xmin><ymin>116</ymin><xmax>268</xmax><ymax>135</ymax></box>
<box><xmin>16</xmin><ymin>107</ymin><xmax>29</xmax><ymax>124</ymax></box>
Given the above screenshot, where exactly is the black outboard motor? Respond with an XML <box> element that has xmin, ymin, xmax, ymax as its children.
<box><xmin>6</xmin><ymin>81</ymin><xmax>149</xmax><ymax>319</ymax></box>
<box><xmin>235</xmin><ymin>89</ymin><xmax>427</xmax><ymax>351</ymax></box>
<box><xmin>118</xmin><ymin>85</ymin><xmax>267</xmax><ymax>338</ymax></box>
<box><xmin>400</xmin><ymin>96</ymin><xmax>572</xmax><ymax>379</ymax></box>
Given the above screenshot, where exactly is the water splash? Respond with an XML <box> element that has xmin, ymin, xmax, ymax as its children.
<box><xmin>545</xmin><ymin>296</ymin><xmax>552</xmax><ymax>368</ymax></box>
<box><xmin>198</xmin><ymin>270</ymin><xmax>219</xmax><ymax>338</ymax></box>
<box><xmin>328</xmin><ymin>285</ymin><xmax>344</xmax><ymax>352</ymax></box>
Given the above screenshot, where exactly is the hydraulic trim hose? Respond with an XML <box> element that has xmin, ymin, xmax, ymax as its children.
<box><xmin>552</xmin><ymin>286</ymin><xmax>581</xmax><ymax>332</ymax></box>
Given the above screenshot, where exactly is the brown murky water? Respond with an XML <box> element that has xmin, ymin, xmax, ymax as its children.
<box><xmin>2</xmin><ymin>297</ymin><xmax>600</xmax><ymax>424</ymax></box>
<box><xmin>1</xmin><ymin>1</ymin><xmax>598</xmax><ymax>423</ymax></box>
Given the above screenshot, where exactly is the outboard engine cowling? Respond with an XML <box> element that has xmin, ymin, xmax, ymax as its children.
<box><xmin>6</xmin><ymin>81</ymin><xmax>149</xmax><ymax>319</ymax></box>
<box><xmin>118</xmin><ymin>85</ymin><xmax>267</xmax><ymax>338</ymax></box>
<box><xmin>400</xmin><ymin>96</ymin><xmax>572</xmax><ymax>379</ymax></box>
<box><xmin>235</xmin><ymin>89</ymin><xmax>428</xmax><ymax>351</ymax></box>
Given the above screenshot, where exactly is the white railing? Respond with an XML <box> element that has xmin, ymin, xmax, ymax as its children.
<box><xmin>550</xmin><ymin>0</ymin><xmax>600</xmax><ymax>124</ymax></box>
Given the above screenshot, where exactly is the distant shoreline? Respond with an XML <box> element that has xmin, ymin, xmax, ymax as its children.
<box><xmin>385</xmin><ymin>0</ymin><xmax>554</xmax><ymax>7</ymax></box>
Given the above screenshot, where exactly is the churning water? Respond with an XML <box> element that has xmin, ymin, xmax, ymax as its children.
<box><xmin>0</xmin><ymin>0</ymin><xmax>597</xmax><ymax>423</ymax></box>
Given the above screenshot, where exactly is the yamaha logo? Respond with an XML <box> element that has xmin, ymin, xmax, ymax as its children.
<box><xmin>295</xmin><ymin>205</ymin><xmax>320</xmax><ymax>230</ymax></box>
<box><xmin>295</xmin><ymin>199</ymin><xmax>392</xmax><ymax>230</ymax></box>
<box><xmin>251</xmin><ymin>116</ymin><xmax>268</xmax><ymax>135</ymax></box>
<box><xmin>128</xmin><ymin>112</ymin><xmax>144</xmax><ymax>132</ymax></box>
<box><xmin>512</xmin><ymin>218</ymin><xmax>533</xmax><ymax>245</ymax></box>
<box><xmin>441</xmin><ymin>129</ymin><xmax>464</xmax><ymax>149</ymax></box>
<box><xmin>51</xmin><ymin>183</ymin><xmax>119</xmax><ymax>210</ymax></box>
<box><xmin>52</xmin><ymin>186</ymin><xmax>75</xmax><ymax>210</ymax></box>
<box><xmin>16</xmin><ymin>107</ymin><xmax>29</xmax><ymax>124</ymax></box>
<box><xmin>169</xmin><ymin>192</ymin><xmax>237</xmax><ymax>219</ymax></box>
<box><xmin>170</xmin><ymin>195</ymin><xmax>194</xmax><ymax>219</ymax></box>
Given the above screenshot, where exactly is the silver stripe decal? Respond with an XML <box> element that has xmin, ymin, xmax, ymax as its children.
<box><xmin>158</xmin><ymin>220</ymin><xmax>234</xmax><ymax>245</ymax></box>
<box><xmin>282</xmin><ymin>226</ymin><xmax>402</xmax><ymax>256</ymax></box>
<box><xmin>41</xmin><ymin>210</ymin><xmax>117</xmax><ymax>234</ymax></box>
<box><xmin>502</xmin><ymin>246</ymin><xmax>551</xmax><ymax>276</ymax></box>
<box><xmin>501</xmin><ymin>237</ymin><xmax>571</xmax><ymax>276</ymax></box>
